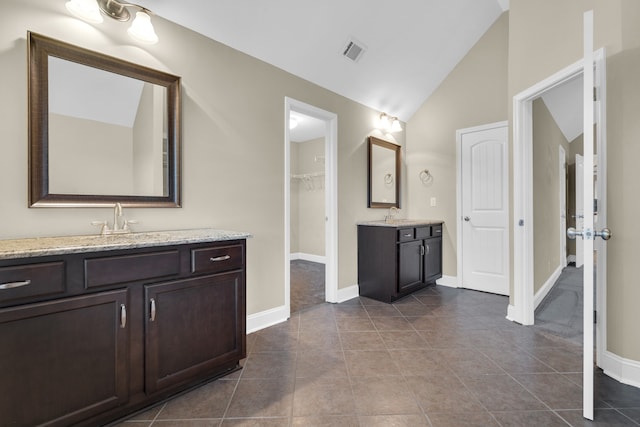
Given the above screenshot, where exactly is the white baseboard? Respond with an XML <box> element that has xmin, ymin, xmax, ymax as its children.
<box><xmin>534</xmin><ymin>264</ymin><xmax>563</xmax><ymax>309</ymax></box>
<box><xmin>337</xmin><ymin>284</ymin><xmax>359</xmax><ymax>303</ymax></box>
<box><xmin>246</xmin><ymin>284</ymin><xmax>360</xmax><ymax>333</ymax></box>
<box><xmin>290</xmin><ymin>253</ymin><xmax>326</xmax><ymax>264</ymax></box>
<box><xmin>600</xmin><ymin>350</ymin><xmax>640</xmax><ymax>389</ymax></box>
<box><xmin>436</xmin><ymin>275</ymin><xmax>458</xmax><ymax>288</ymax></box>
<box><xmin>246</xmin><ymin>305</ymin><xmax>289</xmax><ymax>334</ymax></box>
<box><xmin>506</xmin><ymin>304</ymin><xmax>521</xmax><ymax>324</ymax></box>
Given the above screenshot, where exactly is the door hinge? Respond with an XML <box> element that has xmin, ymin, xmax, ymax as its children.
<box><xmin>518</xmin><ymin>219</ymin><xmax>524</xmax><ymax>227</ymax></box>
<box><xmin>593</xmin><ymin>87</ymin><xmax>598</xmax><ymax>101</ymax></box>
<box><xmin>594</xmin><ymin>310</ymin><xmax>597</xmax><ymax>324</ymax></box>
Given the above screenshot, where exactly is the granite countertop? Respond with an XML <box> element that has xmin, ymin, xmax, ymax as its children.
<box><xmin>357</xmin><ymin>219</ymin><xmax>444</xmax><ymax>228</ymax></box>
<box><xmin>0</xmin><ymin>228</ymin><xmax>252</xmax><ymax>260</ymax></box>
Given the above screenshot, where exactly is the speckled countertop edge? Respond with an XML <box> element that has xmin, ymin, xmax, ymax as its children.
<box><xmin>0</xmin><ymin>228</ymin><xmax>252</xmax><ymax>260</ymax></box>
<box><xmin>357</xmin><ymin>219</ymin><xmax>444</xmax><ymax>228</ymax></box>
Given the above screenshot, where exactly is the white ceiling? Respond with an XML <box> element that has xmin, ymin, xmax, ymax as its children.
<box><xmin>136</xmin><ymin>0</ymin><xmax>508</xmax><ymax>122</ymax></box>
<box><xmin>540</xmin><ymin>75</ymin><xmax>583</xmax><ymax>143</ymax></box>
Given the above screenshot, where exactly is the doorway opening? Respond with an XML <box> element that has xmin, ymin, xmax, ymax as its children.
<box><xmin>510</xmin><ymin>49</ymin><xmax>606</xmax><ymax>339</ymax></box>
<box><xmin>284</xmin><ymin>98</ymin><xmax>338</xmax><ymax>317</ymax></box>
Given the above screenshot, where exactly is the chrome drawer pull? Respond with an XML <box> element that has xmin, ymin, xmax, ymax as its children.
<box><xmin>403</xmin><ymin>233</ymin><xmax>412</xmax><ymax>237</ymax></box>
<box><xmin>0</xmin><ymin>280</ymin><xmax>31</xmax><ymax>290</ymax></box>
<box><xmin>120</xmin><ymin>304</ymin><xmax>127</xmax><ymax>328</ymax></box>
<box><xmin>150</xmin><ymin>298</ymin><xmax>156</xmax><ymax>322</ymax></box>
<box><xmin>210</xmin><ymin>255</ymin><xmax>231</xmax><ymax>262</ymax></box>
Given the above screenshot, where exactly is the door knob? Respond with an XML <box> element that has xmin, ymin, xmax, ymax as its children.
<box><xmin>595</xmin><ymin>228</ymin><xmax>612</xmax><ymax>240</ymax></box>
<box><xmin>567</xmin><ymin>227</ymin><xmax>612</xmax><ymax>240</ymax></box>
<box><xmin>464</xmin><ymin>216</ymin><xmax>470</xmax><ymax>222</ymax></box>
<box><xmin>567</xmin><ymin>227</ymin><xmax>582</xmax><ymax>240</ymax></box>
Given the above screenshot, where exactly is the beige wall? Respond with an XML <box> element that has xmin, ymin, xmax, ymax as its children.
<box><xmin>291</xmin><ymin>138</ymin><xmax>325</xmax><ymax>257</ymax></box>
<box><xmin>509</xmin><ymin>0</ymin><xmax>640</xmax><ymax>362</ymax></box>
<box><xmin>532</xmin><ymin>99</ymin><xmax>569</xmax><ymax>294</ymax></box>
<box><xmin>405</xmin><ymin>13</ymin><xmax>509</xmax><ymax>277</ymax></box>
<box><xmin>566</xmin><ymin>134</ymin><xmax>584</xmax><ymax>258</ymax></box>
<box><xmin>1</xmin><ymin>0</ymin><xmax>403</xmax><ymax>316</ymax></box>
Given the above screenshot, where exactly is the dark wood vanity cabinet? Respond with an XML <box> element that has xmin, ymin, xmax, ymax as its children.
<box><xmin>145</xmin><ymin>271</ymin><xmax>245</xmax><ymax>394</ymax></box>
<box><xmin>358</xmin><ymin>223</ymin><xmax>443</xmax><ymax>303</ymax></box>
<box><xmin>0</xmin><ymin>238</ymin><xmax>246</xmax><ymax>427</ymax></box>
<box><xmin>0</xmin><ymin>289</ymin><xmax>129</xmax><ymax>427</ymax></box>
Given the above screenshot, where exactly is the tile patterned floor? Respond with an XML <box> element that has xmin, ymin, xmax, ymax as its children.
<box><xmin>114</xmin><ymin>285</ymin><xmax>640</xmax><ymax>426</ymax></box>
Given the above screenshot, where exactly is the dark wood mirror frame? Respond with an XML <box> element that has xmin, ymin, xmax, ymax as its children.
<box><xmin>28</xmin><ymin>32</ymin><xmax>182</xmax><ymax>207</ymax></box>
<box><xmin>368</xmin><ymin>136</ymin><xmax>401</xmax><ymax>208</ymax></box>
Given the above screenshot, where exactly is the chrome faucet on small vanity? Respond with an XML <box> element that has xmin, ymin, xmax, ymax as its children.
<box><xmin>385</xmin><ymin>206</ymin><xmax>399</xmax><ymax>223</ymax></box>
<box><xmin>92</xmin><ymin>203</ymin><xmax>138</xmax><ymax>235</ymax></box>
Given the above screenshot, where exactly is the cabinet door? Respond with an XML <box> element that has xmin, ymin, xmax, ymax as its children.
<box><xmin>145</xmin><ymin>272</ymin><xmax>245</xmax><ymax>393</ymax></box>
<box><xmin>423</xmin><ymin>237</ymin><xmax>443</xmax><ymax>283</ymax></box>
<box><xmin>398</xmin><ymin>240</ymin><xmax>423</xmax><ymax>292</ymax></box>
<box><xmin>0</xmin><ymin>290</ymin><xmax>129</xmax><ymax>427</ymax></box>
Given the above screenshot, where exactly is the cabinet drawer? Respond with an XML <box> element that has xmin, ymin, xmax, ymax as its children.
<box><xmin>0</xmin><ymin>262</ymin><xmax>65</xmax><ymax>304</ymax></box>
<box><xmin>85</xmin><ymin>250</ymin><xmax>180</xmax><ymax>289</ymax></box>
<box><xmin>192</xmin><ymin>244</ymin><xmax>244</xmax><ymax>274</ymax></box>
<box><xmin>415</xmin><ymin>226</ymin><xmax>431</xmax><ymax>239</ymax></box>
<box><xmin>432</xmin><ymin>225</ymin><xmax>443</xmax><ymax>236</ymax></box>
<box><xmin>397</xmin><ymin>228</ymin><xmax>415</xmax><ymax>242</ymax></box>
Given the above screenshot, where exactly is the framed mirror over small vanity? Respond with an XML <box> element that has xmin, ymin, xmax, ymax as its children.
<box><xmin>28</xmin><ymin>32</ymin><xmax>181</xmax><ymax>208</ymax></box>
<box><xmin>368</xmin><ymin>136</ymin><xmax>400</xmax><ymax>208</ymax></box>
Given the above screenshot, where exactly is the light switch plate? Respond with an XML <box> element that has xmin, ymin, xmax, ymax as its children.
<box><xmin>430</xmin><ymin>197</ymin><xmax>437</xmax><ymax>207</ymax></box>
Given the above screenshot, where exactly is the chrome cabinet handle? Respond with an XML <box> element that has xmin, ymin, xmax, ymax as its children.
<box><xmin>420</xmin><ymin>245</ymin><xmax>425</xmax><ymax>256</ymax></box>
<box><xmin>0</xmin><ymin>280</ymin><xmax>31</xmax><ymax>290</ymax></box>
<box><xmin>210</xmin><ymin>255</ymin><xmax>231</xmax><ymax>262</ymax></box>
<box><xmin>150</xmin><ymin>298</ymin><xmax>156</xmax><ymax>322</ymax></box>
<box><xmin>120</xmin><ymin>304</ymin><xmax>127</xmax><ymax>328</ymax></box>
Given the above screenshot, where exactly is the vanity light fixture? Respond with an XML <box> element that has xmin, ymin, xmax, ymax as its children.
<box><xmin>378</xmin><ymin>112</ymin><xmax>403</xmax><ymax>133</ymax></box>
<box><xmin>65</xmin><ymin>0</ymin><xmax>159</xmax><ymax>44</ymax></box>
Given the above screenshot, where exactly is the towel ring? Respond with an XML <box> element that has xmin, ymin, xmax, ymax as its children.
<box><xmin>419</xmin><ymin>169</ymin><xmax>433</xmax><ymax>183</ymax></box>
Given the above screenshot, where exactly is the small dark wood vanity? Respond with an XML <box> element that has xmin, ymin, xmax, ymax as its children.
<box><xmin>0</xmin><ymin>229</ymin><xmax>248</xmax><ymax>427</ymax></box>
<box><xmin>358</xmin><ymin>221</ymin><xmax>443</xmax><ymax>302</ymax></box>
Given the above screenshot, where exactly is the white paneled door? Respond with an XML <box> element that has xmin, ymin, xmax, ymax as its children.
<box><xmin>459</xmin><ymin>123</ymin><xmax>509</xmax><ymax>295</ymax></box>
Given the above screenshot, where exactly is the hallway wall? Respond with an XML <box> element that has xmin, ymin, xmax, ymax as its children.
<box><xmin>532</xmin><ymin>98</ymin><xmax>570</xmax><ymax>294</ymax></box>
<box><xmin>291</xmin><ymin>138</ymin><xmax>325</xmax><ymax>259</ymax></box>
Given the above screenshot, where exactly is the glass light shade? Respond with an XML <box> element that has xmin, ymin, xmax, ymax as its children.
<box><xmin>127</xmin><ymin>11</ymin><xmax>158</xmax><ymax>44</ymax></box>
<box><xmin>378</xmin><ymin>113</ymin><xmax>390</xmax><ymax>130</ymax></box>
<box><xmin>66</xmin><ymin>0</ymin><xmax>103</xmax><ymax>24</ymax></box>
<box><xmin>390</xmin><ymin>118</ymin><xmax>403</xmax><ymax>133</ymax></box>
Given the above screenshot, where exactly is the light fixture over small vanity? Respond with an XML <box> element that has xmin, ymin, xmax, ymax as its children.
<box><xmin>65</xmin><ymin>0</ymin><xmax>159</xmax><ymax>44</ymax></box>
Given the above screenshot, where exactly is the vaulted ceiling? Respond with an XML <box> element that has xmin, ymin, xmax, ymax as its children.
<box><xmin>136</xmin><ymin>0</ymin><xmax>509</xmax><ymax>122</ymax></box>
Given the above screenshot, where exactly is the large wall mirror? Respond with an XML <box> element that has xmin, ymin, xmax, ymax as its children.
<box><xmin>28</xmin><ymin>32</ymin><xmax>181</xmax><ymax>207</ymax></box>
<box><xmin>368</xmin><ymin>136</ymin><xmax>400</xmax><ymax>208</ymax></box>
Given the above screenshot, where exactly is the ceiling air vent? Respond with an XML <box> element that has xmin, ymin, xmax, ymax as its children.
<box><xmin>342</xmin><ymin>38</ymin><xmax>366</xmax><ymax>62</ymax></box>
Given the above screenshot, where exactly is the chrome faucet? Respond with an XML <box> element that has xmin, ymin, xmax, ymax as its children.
<box><xmin>113</xmin><ymin>202</ymin><xmax>123</xmax><ymax>232</ymax></box>
<box><xmin>385</xmin><ymin>206</ymin><xmax>399</xmax><ymax>223</ymax></box>
<box><xmin>91</xmin><ymin>203</ymin><xmax>138</xmax><ymax>235</ymax></box>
